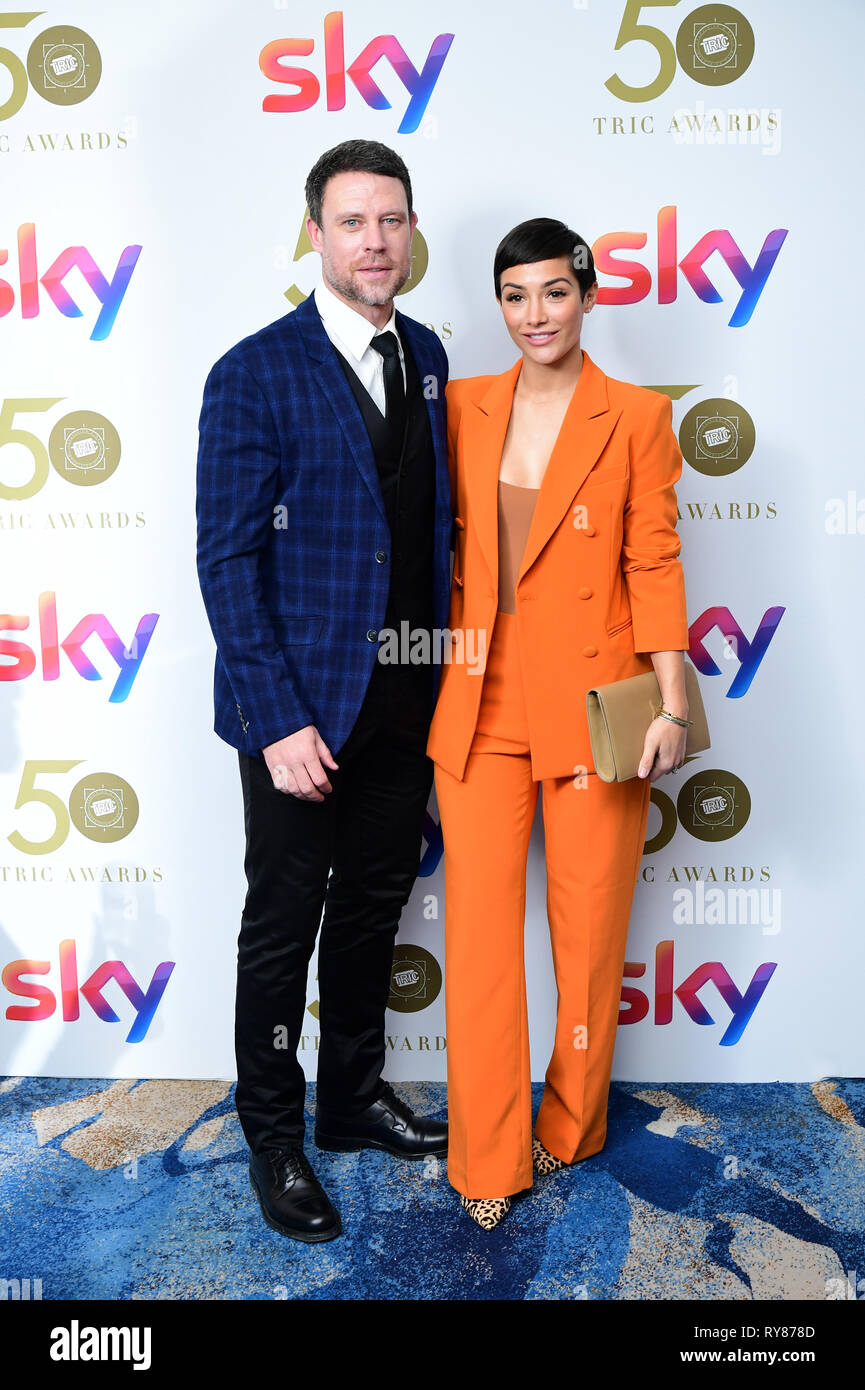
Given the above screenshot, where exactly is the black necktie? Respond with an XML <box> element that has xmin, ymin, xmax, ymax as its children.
<box><xmin>370</xmin><ymin>331</ymin><xmax>406</xmax><ymax>436</ymax></box>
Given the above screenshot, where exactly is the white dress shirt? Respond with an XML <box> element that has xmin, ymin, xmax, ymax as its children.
<box><xmin>313</xmin><ymin>276</ymin><xmax>406</xmax><ymax>418</ymax></box>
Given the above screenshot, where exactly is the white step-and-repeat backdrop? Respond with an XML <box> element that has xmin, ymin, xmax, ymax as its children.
<box><xmin>1</xmin><ymin>1</ymin><xmax>862</xmax><ymax>1082</ymax></box>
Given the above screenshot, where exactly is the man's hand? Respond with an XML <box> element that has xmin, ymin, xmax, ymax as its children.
<box><xmin>262</xmin><ymin>726</ymin><xmax>339</xmax><ymax>801</ymax></box>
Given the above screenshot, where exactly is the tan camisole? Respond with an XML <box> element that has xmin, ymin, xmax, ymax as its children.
<box><xmin>497</xmin><ymin>480</ymin><xmax>540</xmax><ymax>614</ymax></box>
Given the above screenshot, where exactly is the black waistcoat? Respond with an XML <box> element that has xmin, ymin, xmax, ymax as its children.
<box><xmin>332</xmin><ymin>331</ymin><xmax>436</xmax><ymax>739</ymax></box>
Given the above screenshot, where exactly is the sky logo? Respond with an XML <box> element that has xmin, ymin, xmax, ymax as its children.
<box><xmin>690</xmin><ymin>606</ymin><xmax>785</xmax><ymax>696</ymax></box>
<box><xmin>0</xmin><ymin>224</ymin><xmax>142</xmax><ymax>340</ymax></box>
<box><xmin>593</xmin><ymin>207</ymin><xmax>788</xmax><ymax>327</ymax></box>
<box><xmin>3</xmin><ymin>940</ymin><xmax>174</xmax><ymax>1043</ymax></box>
<box><xmin>260</xmin><ymin>11</ymin><xmax>454</xmax><ymax>135</ymax></box>
<box><xmin>622</xmin><ymin>941</ymin><xmax>777</xmax><ymax>1045</ymax></box>
<box><xmin>0</xmin><ymin>592</ymin><xmax>159</xmax><ymax>701</ymax></box>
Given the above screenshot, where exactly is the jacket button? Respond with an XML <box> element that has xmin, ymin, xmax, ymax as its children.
<box><xmin>582</xmin><ymin>645</ymin><xmax>598</xmax><ymax>658</ymax></box>
<box><xmin>375</xmin><ymin>549</ymin><xmax>387</xmax><ymax>563</ymax></box>
<box><xmin>584</xmin><ymin>524</ymin><xmax>597</xmax><ymax>538</ymax></box>
<box><xmin>578</xmin><ymin>587</ymin><xmax>592</xmax><ymax>599</ymax></box>
<box><xmin>366</xmin><ymin>629</ymin><xmax>378</xmax><ymax>642</ymax></box>
<box><xmin>454</xmin><ymin>517</ymin><xmax>466</xmax><ymax>530</ymax></box>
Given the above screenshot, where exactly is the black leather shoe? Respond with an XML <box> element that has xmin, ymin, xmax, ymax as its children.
<box><xmin>315</xmin><ymin>1082</ymin><xmax>448</xmax><ymax>1159</ymax></box>
<box><xmin>248</xmin><ymin>1146</ymin><xmax>341</xmax><ymax>1242</ymax></box>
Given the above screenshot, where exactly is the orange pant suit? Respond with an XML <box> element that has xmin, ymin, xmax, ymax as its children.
<box><xmin>425</xmin><ymin>351</ymin><xmax>691</xmax><ymax>1199</ymax></box>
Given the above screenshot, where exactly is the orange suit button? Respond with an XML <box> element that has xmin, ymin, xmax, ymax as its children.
<box><xmin>584</xmin><ymin>524</ymin><xmax>597</xmax><ymax>537</ymax></box>
<box><xmin>454</xmin><ymin>517</ymin><xmax>466</xmax><ymax>530</ymax></box>
<box><xmin>578</xmin><ymin>587</ymin><xmax>592</xmax><ymax>599</ymax></box>
<box><xmin>582</xmin><ymin>645</ymin><xmax>598</xmax><ymax>658</ymax></box>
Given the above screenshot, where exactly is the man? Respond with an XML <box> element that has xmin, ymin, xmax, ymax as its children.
<box><xmin>196</xmin><ymin>140</ymin><xmax>452</xmax><ymax>1242</ymax></box>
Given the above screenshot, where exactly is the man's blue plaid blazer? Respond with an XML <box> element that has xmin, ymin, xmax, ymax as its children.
<box><xmin>195</xmin><ymin>292</ymin><xmax>453</xmax><ymax>758</ymax></box>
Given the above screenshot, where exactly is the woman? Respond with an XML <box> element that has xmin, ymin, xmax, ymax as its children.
<box><xmin>425</xmin><ymin>218</ymin><xmax>691</xmax><ymax>1229</ymax></box>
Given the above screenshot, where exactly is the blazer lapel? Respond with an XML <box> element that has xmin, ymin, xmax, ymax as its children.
<box><xmin>297</xmin><ymin>294</ymin><xmax>451</xmax><ymax>530</ymax></box>
<box><xmin>463</xmin><ymin>349</ymin><xmax>622</xmax><ymax>593</ymax></box>
<box><xmin>462</xmin><ymin>359</ymin><xmax>521</xmax><ymax>596</ymax></box>
<box><xmin>296</xmin><ymin>295</ymin><xmax>387</xmax><ymax>525</ymax></box>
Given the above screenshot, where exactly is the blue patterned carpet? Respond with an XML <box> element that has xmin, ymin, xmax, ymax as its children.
<box><xmin>1</xmin><ymin>1077</ymin><xmax>863</xmax><ymax>1301</ymax></box>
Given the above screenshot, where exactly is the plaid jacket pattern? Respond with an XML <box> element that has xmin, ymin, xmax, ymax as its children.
<box><xmin>195</xmin><ymin>293</ymin><xmax>452</xmax><ymax>757</ymax></box>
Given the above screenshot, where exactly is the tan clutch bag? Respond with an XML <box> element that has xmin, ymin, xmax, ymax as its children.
<box><xmin>586</xmin><ymin>663</ymin><xmax>710</xmax><ymax>782</ymax></box>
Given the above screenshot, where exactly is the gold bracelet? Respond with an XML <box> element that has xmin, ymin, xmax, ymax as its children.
<box><xmin>654</xmin><ymin>705</ymin><xmax>692</xmax><ymax>727</ymax></box>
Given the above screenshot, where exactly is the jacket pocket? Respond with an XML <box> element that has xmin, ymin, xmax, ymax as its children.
<box><xmin>583</xmin><ymin>462</ymin><xmax>628</xmax><ymax>488</ymax></box>
<box><xmin>606</xmin><ymin>616</ymin><xmax>634</xmax><ymax>637</ymax></box>
<box><xmin>272</xmin><ymin>614</ymin><xmax>325</xmax><ymax>646</ymax></box>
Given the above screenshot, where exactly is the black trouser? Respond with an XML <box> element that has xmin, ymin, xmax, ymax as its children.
<box><xmin>234</xmin><ymin>675</ymin><xmax>434</xmax><ymax>1156</ymax></box>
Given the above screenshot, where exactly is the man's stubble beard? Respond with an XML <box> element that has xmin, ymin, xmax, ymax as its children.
<box><xmin>322</xmin><ymin>255</ymin><xmax>411</xmax><ymax>308</ymax></box>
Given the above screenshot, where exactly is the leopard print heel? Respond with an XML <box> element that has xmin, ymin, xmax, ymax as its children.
<box><xmin>460</xmin><ymin>1194</ymin><xmax>511</xmax><ymax>1230</ymax></box>
<box><xmin>532</xmin><ymin>1136</ymin><xmax>566</xmax><ymax>1175</ymax></box>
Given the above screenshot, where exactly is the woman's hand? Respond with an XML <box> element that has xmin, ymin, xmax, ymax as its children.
<box><xmin>637</xmin><ymin>716</ymin><xmax>687</xmax><ymax>782</ymax></box>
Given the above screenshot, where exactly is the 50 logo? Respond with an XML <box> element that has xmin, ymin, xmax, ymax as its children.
<box><xmin>0</xmin><ymin>398</ymin><xmax>121</xmax><ymax>500</ymax></box>
<box><xmin>627</xmin><ymin>774</ymin><xmax>778</xmax><ymax>1047</ymax></box>
<box><xmin>388</xmin><ymin>945</ymin><xmax>442</xmax><ymax>1013</ymax></box>
<box><xmin>260</xmin><ymin>10</ymin><xmax>454</xmax><ymax>135</ymax></box>
<box><xmin>607</xmin><ymin>1</ymin><xmax>754</xmax><ymax>102</ymax></box>
<box><xmin>8</xmin><ymin>761</ymin><xmax>139</xmax><ymax>855</ymax></box>
<box><xmin>676</xmin><ymin>392</ymin><xmax>755</xmax><ymax>477</ymax></box>
<box><xmin>648</xmin><ymin>766</ymin><xmax>750</xmax><ymax>852</ymax></box>
<box><xmin>0</xmin><ymin>13</ymin><xmax>101</xmax><ymax>119</ymax></box>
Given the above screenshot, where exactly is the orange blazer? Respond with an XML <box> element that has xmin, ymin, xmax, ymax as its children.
<box><xmin>425</xmin><ymin>349</ymin><xmax>690</xmax><ymax>782</ymax></box>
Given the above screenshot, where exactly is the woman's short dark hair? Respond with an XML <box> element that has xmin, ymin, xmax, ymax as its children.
<box><xmin>305</xmin><ymin>139</ymin><xmax>413</xmax><ymax>228</ymax></box>
<box><xmin>494</xmin><ymin>218</ymin><xmax>596</xmax><ymax>300</ymax></box>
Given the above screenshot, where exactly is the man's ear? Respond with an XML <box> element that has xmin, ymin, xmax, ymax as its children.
<box><xmin>306</xmin><ymin>216</ymin><xmax>323</xmax><ymax>251</ymax></box>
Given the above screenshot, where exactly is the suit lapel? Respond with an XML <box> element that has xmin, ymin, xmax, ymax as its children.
<box><xmin>463</xmin><ymin>349</ymin><xmax>622</xmax><ymax>593</ymax></box>
<box><xmin>296</xmin><ymin>294</ymin><xmax>450</xmax><ymax>529</ymax></box>
<box><xmin>296</xmin><ymin>294</ymin><xmax>387</xmax><ymax>525</ymax></box>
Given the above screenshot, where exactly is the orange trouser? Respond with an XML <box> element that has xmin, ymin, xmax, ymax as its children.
<box><xmin>433</xmin><ymin>610</ymin><xmax>651</xmax><ymax>1199</ymax></box>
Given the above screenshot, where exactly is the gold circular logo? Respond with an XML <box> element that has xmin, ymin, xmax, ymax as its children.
<box><xmin>388</xmin><ymin>944</ymin><xmax>441</xmax><ymax>1013</ymax></box>
<box><xmin>48</xmin><ymin>411</ymin><xmax>121</xmax><ymax>488</ymax></box>
<box><xmin>678</xmin><ymin>397</ymin><xmax>755</xmax><ymax>477</ymax></box>
<box><xmin>676</xmin><ymin>6</ymin><xmax>755</xmax><ymax>87</ymax></box>
<box><xmin>677</xmin><ymin>769</ymin><xmax>750</xmax><ymax>842</ymax></box>
<box><xmin>68</xmin><ymin>772</ymin><xmax>139</xmax><ymax>843</ymax></box>
<box><xmin>26</xmin><ymin>26</ymin><xmax>102</xmax><ymax>106</ymax></box>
